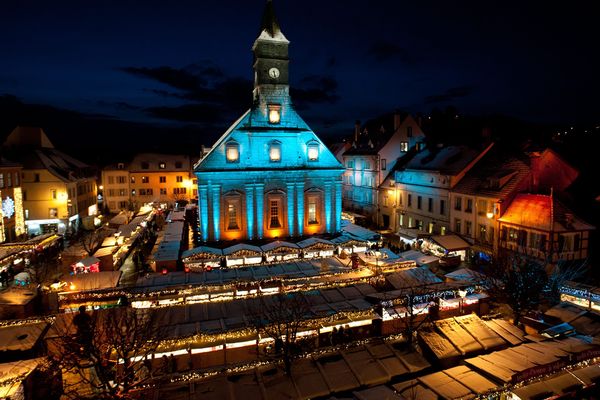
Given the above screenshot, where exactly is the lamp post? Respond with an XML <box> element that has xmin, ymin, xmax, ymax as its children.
<box><xmin>457</xmin><ymin>289</ymin><xmax>467</xmax><ymax>314</ymax></box>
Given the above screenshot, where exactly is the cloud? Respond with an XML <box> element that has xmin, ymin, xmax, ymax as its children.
<box><xmin>368</xmin><ymin>41</ymin><xmax>412</xmax><ymax>63</ymax></box>
<box><xmin>424</xmin><ymin>85</ymin><xmax>474</xmax><ymax>104</ymax></box>
<box><xmin>291</xmin><ymin>75</ymin><xmax>339</xmax><ymax>110</ymax></box>
<box><xmin>120</xmin><ymin>63</ymin><xmax>251</xmax><ymax>124</ymax></box>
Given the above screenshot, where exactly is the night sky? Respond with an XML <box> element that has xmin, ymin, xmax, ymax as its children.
<box><xmin>1</xmin><ymin>1</ymin><xmax>598</xmax><ymax>155</ymax></box>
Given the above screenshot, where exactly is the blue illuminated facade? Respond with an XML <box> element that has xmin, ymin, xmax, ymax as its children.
<box><xmin>194</xmin><ymin>1</ymin><xmax>344</xmax><ymax>242</ymax></box>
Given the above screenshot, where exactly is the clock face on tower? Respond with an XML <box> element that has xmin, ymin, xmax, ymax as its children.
<box><xmin>268</xmin><ymin>67</ymin><xmax>280</xmax><ymax>79</ymax></box>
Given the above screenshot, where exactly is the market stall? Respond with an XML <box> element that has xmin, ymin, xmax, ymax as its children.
<box><xmin>182</xmin><ymin>246</ymin><xmax>223</xmax><ymax>271</ymax></box>
<box><xmin>296</xmin><ymin>237</ymin><xmax>336</xmax><ymax>259</ymax></box>
<box><xmin>223</xmin><ymin>243</ymin><xmax>262</xmax><ymax>267</ymax></box>
<box><xmin>421</xmin><ymin>234</ymin><xmax>470</xmax><ymax>263</ymax></box>
<box><xmin>70</xmin><ymin>256</ymin><xmax>100</xmax><ymax>274</ymax></box>
<box><xmin>260</xmin><ymin>241</ymin><xmax>300</xmax><ymax>262</ymax></box>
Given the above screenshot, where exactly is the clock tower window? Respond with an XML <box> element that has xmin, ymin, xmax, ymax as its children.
<box><xmin>268</xmin><ymin>104</ymin><xmax>281</xmax><ymax>124</ymax></box>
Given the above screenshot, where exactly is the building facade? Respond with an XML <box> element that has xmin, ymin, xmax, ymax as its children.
<box><xmin>102</xmin><ymin>153</ymin><xmax>196</xmax><ymax>213</ymax></box>
<box><xmin>0</xmin><ymin>159</ymin><xmax>25</xmax><ymax>242</ymax></box>
<box><xmin>342</xmin><ymin>113</ymin><xmax>425</xmax><ymax>227</ymax></box>
<box><xmin>497</xmin><ymin>194</ymin><xmax>594</xmax><ymax>263</ymax></box>
<box><xmin>194</xmin><ymin>2</ymin><xmax>344</xmax><ymax>243</ymax></box>
<box><xmin>393</xmin><ymin>143</ymin><xmax>493</xmax><ymax>242</ymax></box>
<box><xmin>2</xmin><ymin>127</ymin><xmax>98</xmax><ymax>236</ymax></box>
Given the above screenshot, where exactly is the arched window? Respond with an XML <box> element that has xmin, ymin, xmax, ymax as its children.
<box><xmin>224</xmin><ymin>191</ymin><xmax>242</xmax><ymax>231</ymax></box>
<box><xmin>305</xmin><ymin>188</ymin><xmax>323</xmax><ymax>226</ymax></box>
<box><xmin>269</xmin><ymin>140</ymin><xmax>281</xmax><ymax>162</ymax></box>
<box><xmin>268</xmin><ymin>104</ymin><xmax>281</xmax><ymax>124</ymax></box>
<box><xmin>225</xmin><ymin>141</ymin><xmax>239</xmax><ymax>163</ymax></box>
<box><xmin>307</xmin><ymin>141</ymin><xmax>319</xmax><ymax>161</ymax></box>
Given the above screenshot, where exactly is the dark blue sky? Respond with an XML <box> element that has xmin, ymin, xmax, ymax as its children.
<box><xmin>1</xmin><ymin>0</ymin><xmax>598</xmax><ymax>146</ymax></box>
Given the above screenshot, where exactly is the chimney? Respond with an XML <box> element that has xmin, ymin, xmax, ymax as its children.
<box><xmin>354</xmin><ymin>120</ymin><xmax>361</xmax><ymax>143</ymax></box>
<box><xmin>393</xmin><ymin>111</ymin><xmax>402</xmax><ymax>132</ymax></box>
<box><xmin>529</xmin><ymin>151</ymin><xmax>541</xmax><ymax>193</ymax></box>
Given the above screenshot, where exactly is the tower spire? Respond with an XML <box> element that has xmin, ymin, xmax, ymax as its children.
<box><xmin>260</xmin><ymin>0</ymin><xmax>282</xmax><ymax>38</ymax></box>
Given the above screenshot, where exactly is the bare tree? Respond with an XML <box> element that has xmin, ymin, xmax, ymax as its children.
<box><xmin>80</xmin><ymin>228</ymin><xmax>110</xmax><ymax>257</ymax></box>
<box><xmin>246</xmin><ymin>292</ymin><xmax>313</xmax><ymax>375</ymax></box>
<box><xmin>47</xmin><ymin>306</ymin><xmax>167</xmax><ymax>399</ymax></box>
<box><xmin>483</xmin><ymin>255</ymin><xmax>548</xmax><ymax>327</ymax></box>
<box><xmin>385</xmin><ymin>285</ymin><xmax>435</xmax><ymax>347</ymax></box>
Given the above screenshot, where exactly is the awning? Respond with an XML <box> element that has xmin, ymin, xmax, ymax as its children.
<box><xmin>429</xmin><ymin>234</ymin><xmax>470</xmax><ymax>251</ymax></box>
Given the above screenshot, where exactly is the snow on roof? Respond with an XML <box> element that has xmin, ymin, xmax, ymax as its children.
<box><xmin>399</xmin><ymin>250</ymin><xmax>440</xmax><ymax>266</ymax></box>
<box><xmin>223</xmin><ymin>243</ymin><xmax>263</xmax><ymax>256</ymax></box>
<box><xmin>386</xmin><ymin>267</ymin><xmax>442</xmax><ymax>290</ymax></box>
<box><xmin>353</xmin><ymin>385</ymin><xmax>403</xmax><ymax>400</ymax></box>
<box><xmin>445</xmin><ymin>268</ymin><xmax>485</xmax><ymax>283</ymax></box>
<box><xmin>296</xmin><ymin>237</ymin><xmax>334</xmax><ymax>249</ymax></box>
<box><xmin>63</xmin><ymin>271</ymin><xmax>121</xmax><ymax>291</ymax></box>
<box><xmin>182</xmin><ymin>246</ymin><xmax>223</xmax><ymax>260</ymax></box>
<box><xmin>0</xmin><ymin>322</ymin><xmax>47</xmax><ymax>352</ymax></box>
<box><xmin>341</xmin><ymin>223</ymin><xmax>380</xmax><ymax>242</ymax></box>
<box><xmin>0</xmin><ymin>358</ymin><xmax>42</xmax><ymax>398</ymax></box>
<box><xmin>260</xmin><ymin>240</ymin><xmax>300</xmax><ymax>252</ymax></box>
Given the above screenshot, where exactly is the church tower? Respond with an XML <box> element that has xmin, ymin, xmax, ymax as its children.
<box><xmin>194</xmin><ymin>1</ymin><xmax>344</xmax><ymax>243</ymax></box>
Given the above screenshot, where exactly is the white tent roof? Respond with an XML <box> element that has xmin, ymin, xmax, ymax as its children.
<box><xmin>260</xmin><ymin>241</ymin><xmax>300</xmax><ymax>252</ymax></box>
<box><xmin>223</xmin><ymin>243</ymin><xmax>262</xmax><ymax>256</ymax></box>
<box><xmin>429</xmin><ymin>234</ymin><xmax>470</xmax><ymax>251</ymax></box>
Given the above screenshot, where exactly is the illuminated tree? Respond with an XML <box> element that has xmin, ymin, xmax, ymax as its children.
<box><xmin>80</xmin><ymin>227</ymin><xmax>110</xmax><ymax>257</ymax></box>
<box><xmin>483</xmin><ymin>256</ymin><xmax>548</xmax><ymax>327</ymax></box>
<box><xmin>246</xmin><ymin>292</ymin><xmax>313</xmax><ymax>375</ymax></box>
<box><xmin>48</xmin><ymin>307</ymin><xmax>167</xmax><ymax>399</ymax></box>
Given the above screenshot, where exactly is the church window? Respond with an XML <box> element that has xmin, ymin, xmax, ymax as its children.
<box><xmin>227</xmin><ymin>203</ymin><xmax>239</xmax><ymax>230</ymax></box>
<box><xmin>226</xmin><ymin>141</ymin><xmax>239</xmax><ymax>162</ymax></box>
<box><xmin>305</xmin><ymin>191</ymin><xmax>322</xmax><ymax>225</ymax></box>
<box><xmin>269</xmin><ymin>200</ymin><xmax>281</xmax><ymax>228</ymax></box>
<box><xmin>268</xmin><ymin>104</ymin><xmax>281</xmax><ymax>124</ymax></box>
<box><xmin>269</xmin><ymin>140</ymin><xmax>281</xmax><ymax>162</ymax></box>
<box><xmin>307</xmin><ymin>142</ymin><xmax>319</xmax><ymax>161</ymax></box>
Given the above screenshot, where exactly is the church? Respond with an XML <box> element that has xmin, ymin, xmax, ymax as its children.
<box><xmin>194</xmin><ymin>1</ymin><xmax>345</xmax><ymax>243</ymax></box>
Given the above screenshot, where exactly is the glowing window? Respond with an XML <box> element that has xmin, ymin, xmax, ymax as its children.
<box><xmin>307</xmin><ymin>197</ymin><xmax>318</xmax><ymax>225</ymax></box>
<box><xmin>400</xmin><ymin>142</ymin><xmax>408</xmax><ymax>152</ymax></box>
<box><xmin>159</xmin><ymin>162</ymin><xmax>166</xmax><ymax>169</ymax></box>
<box><xmin>269</xmin><ymin>200</ymin><xmax>281</xmax><ymax>228</ymax></box>
<box><xmin>307</xmin><ymin>143</ymin><xmax>319</xmax><ymax>161</ymax></box>
<box><xmin>268</xmin><ymin>104</ymin><xmax>281</xmax><ymax>124</ymax></box>
<box><xmin>227</xmin><ymin>203</ymin><xmax>239</xmax><ymax>230</ymax></box>
<box><xmin>269</xmin><ymin>141</ymin><xmax>281</xmax><ymax>162</ymax></box>
<box><xmin>226</xmin><ymin>142</ymin><xmax>239</xmax><ymax>162</ymax></box>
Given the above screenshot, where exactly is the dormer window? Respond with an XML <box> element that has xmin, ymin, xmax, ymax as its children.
<box><xmin>226</xmin><ymin>141</ymin><xmax>239</xmax><ymax>163</ymax></box>
<box><xmin>159</xmin><ymin>162</ymin><xmax>166</xmax><ymax>169</ymax></box>
<box><xmin>307</xmin><ymin>142</ymin><xmax>319</xmax><ymax>161</ymax></box>
<box><xmin>269</xmin><ymin>140</ymin><xmax>281</xmax><ymax>162</ymax></box>
<box><xmin>268</xmin><ymin>104</ymin><xmax>281</xmax><ymax>124</ymax></box>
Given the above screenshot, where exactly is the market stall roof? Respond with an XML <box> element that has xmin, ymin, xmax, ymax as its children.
<box><xmin>109</xmin><ymin>212</ymin><xmax>130</xmax><ymax>226</ymax></box>
<box><xmin>260</xmin><ymin>240</ymin><xmax>300</xmax><ymax>253</ymax></box>
<box><xmin>429</xmin><ymin>234</ymin><xmax>470</xmax><ymax>251</ymax></box>
<box><xmin>296</xmin><ymin>237</ymin><xmax>335</xmax><ymax>249</ymax></box>
<box><xmin>386</xmin><ymin>267</ymin><xmax>442</xmax><ymax>290</ymax></box>
<box><xmin>182</xmin><ymin>246</ymin><xmax>223</xmax><ymax>260</ymax></box>
<box><xmin>445</xmin><ymin>267</ymin><xmax>486</xmax><ymax>283</ymax></box>
<box><xmin>62</xmin><ymin>271</ymin><xmax>122</xmax><ymax>292</ymax></box>
<box><xmin>93</xmin><ymin>246</ymin><xmax>118</xmax><ymax>258</ymax></box>
<box><xmin>340</xmin><ymin>221</ymin><xmax>380</xmax><ymax>242</ymax></box>
<box><xmin>223</xmin><ymin>243</ymin><xmax>262</xmax><ymax>257</ymax></box>
<box><xmin>0</xmin><ymin>358</ymin><xmax>43</xmax><ymax>399</ymax></box>
<box><xmin>331</xmin><ymin>234</ymin><xmax>368</xmax><ymax>245</ymax></box>
<box><xmin>0</xmin><ymin>287</ymin><xmax>37</xmax><ymax>306</ymax></box>
<box><xmin>398</xmin><ymin>250</ymin><xmax>439</xmax><ymax>266</ymax></box>
<box><xmin>419</xmin><ymin>329</ymin><xmax>462</xmax><ymax>360</ymax></box>
<box><xmin>0</xmin><ymin>322</ymin><xmax>48</xmax><ymax>352</ymax></box>
<box><xmin>353</xmin><ymin>385</ymin><xmax>403</xmax><ymax>400</ymax></box>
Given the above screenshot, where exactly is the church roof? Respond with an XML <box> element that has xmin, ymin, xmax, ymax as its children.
<box><xmin>2</xmin><ymin>126</ymin><xmax>54</xmax><ymax>148</ymax></box>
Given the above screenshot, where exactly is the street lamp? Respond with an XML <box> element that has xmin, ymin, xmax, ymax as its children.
<box><xmin>457</xmin><ymin>289</ymin><xmax>467</xmax><ymax>314</ymax></box>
